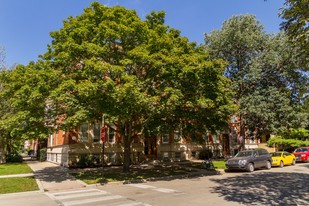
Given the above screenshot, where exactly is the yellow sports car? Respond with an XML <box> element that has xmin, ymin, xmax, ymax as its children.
<box><xmin>270</xmin><ymin>151</ymin><xmax>296</xmax><ymax>167</ymax></box>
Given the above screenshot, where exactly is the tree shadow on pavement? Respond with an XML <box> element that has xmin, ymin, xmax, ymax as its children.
<box><xmin>34</xmin><ymin>166</ymin><xmax>76</xmax><ymax>183</ymax></box>
<box><xmin>209</xmin><ymin>172</ymin><xmax>309</xmax><ymax>206</ymax></box>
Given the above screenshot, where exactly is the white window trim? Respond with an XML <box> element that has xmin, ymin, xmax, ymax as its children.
<box><xmin>162</xmin><ymin>133</ymin><xmax>169</xmax><ymax>144</ymax></box>
<box><xmin>79</xmin><ymin>123</ymin><xmax>89</xmax><ymax>142</ymax></box>
<box><xmin>174</xmin><ymin>130</ymin><xmax>182</xmax><ymax>143</ymax></box>
<box><xmin>108</xmin><ymin>126</ymin><xmax>116</xmax><ymax>143</ymax></box>
<box><xmin>50</xmin><ymin>134</ymin><xmax>54</xmax><ymax>146</ymax></box>
<box><xmin>93</xmin><ymin>122</ymin><xmax>101</xmax><ymax>142</ymax></box>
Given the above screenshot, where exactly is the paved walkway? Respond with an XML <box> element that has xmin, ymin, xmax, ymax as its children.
<box><xmin>24</xmin><ymin>161</ymin><xmax>87</xmax><ymax>192</ymax></box>
<box><xmin>0</xmin><ymin>160</ymin><xmax>85</xmax><ymax>192</ymax></box>
<box><xmin>1</xmin><ymin>160</ymin><xmax>86</xmax><ymax>191</ymax></box>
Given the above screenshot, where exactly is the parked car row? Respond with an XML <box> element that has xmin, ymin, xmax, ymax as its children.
<box><xmin>225</xmin><ymin>146</ymin><xmax>309</xmax><ymax>172</ymax></box>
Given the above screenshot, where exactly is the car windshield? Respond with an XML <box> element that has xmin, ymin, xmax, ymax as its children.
<box><xmin>235</xmin><ymin>151</ymin><xmax>253</xmax><ymax>157</ymax></box>
<box><xmin>294</xmin><ymin>148</ymin><xmax>308</xmax><ymax>152</ymax></box>
<box><xmin>270</xmin><ymin>152</ymin><xmax>282</xmax><ymax>157</ymax></box>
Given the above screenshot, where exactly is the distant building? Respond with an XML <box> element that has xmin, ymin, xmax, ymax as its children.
<box><xmin>46</xmin><ymin>121</ymin><xmax>232</xmax><ymax>167</ymax></box>
<box><xmin>46</xmin><ymin>113</ymin><xmax>269</xmax><ymax>167</ymax></box>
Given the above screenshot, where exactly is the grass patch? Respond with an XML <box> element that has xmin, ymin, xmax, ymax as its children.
<box><xmin>213</xmin><ymin>160</ymin><xmax>226</xmax><ymax>169</ymax></box>
<box><xmin>72</xmin><ymin>167</ymin><xmax>189</xmax><ymax>184</ymax></box>
<box><xmin>0</xmin><ymin>163</ymin><xmax>33</xmax><ymax>176</ymax></box>
<box><xmin>189</xmin><ymin>160</ymin><xmax>227</xmax><ymax>170</ymax></box>
<box><xmin>0</xmin><ymin>177</ymin><xmax>38</xmax><ymax>194</ymax></box>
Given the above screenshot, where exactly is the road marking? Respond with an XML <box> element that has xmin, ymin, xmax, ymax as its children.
<box><xmin>51</xmin><ymin>189</ymin><xmax>100</xmax><ymax>196</ymax></box>
<box><xmin>117</xmin><ymin>202</ymin><xmax>152</xmax><ymax>206</ymax></box>
<box><xmin>47</xmin><ymin>188</ymin><xmax>151</xmax><ymax>206</ymax></box>
<box><xmin>128</xmin><ymin>184</ymin><xmax>183</xmax><ymax>194</ymax></box>
<box><xmin>63</xmin><ymin>195</ymin><xmax>123</xmax><ymax>206</ymax></box>
<box><xmin>127</xmin><ymin>184</ymin><xmax>156</xmax><ymax>189</ymax></box>
<box><xmin>55</xmin><ymin>190</ymin><xmax>107</xmax><ymax>200</ymax></box>
<box><xmin>153</xmin><ymin>188</ymin><xmax>178</xmax><ymax>193</ymax></box>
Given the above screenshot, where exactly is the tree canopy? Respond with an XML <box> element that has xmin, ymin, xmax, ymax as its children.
<box><xmin>0</xmin><ymin>62</ymin><xmax>60</xmax><ymax>155</ymax></box>
<box><xmin>41</xmin><ymin>2</ymin><xmax>236</xmax><ymax>171</ymax></box>
<box><xmin>280</xmin><ymin>0</ymin><xmax>309</xmax><ymax>70</ymax></box>
<box><xmin>204</xmin><ymin>14</ymin><xmax>308</xmax><ymax>139</ymax></box>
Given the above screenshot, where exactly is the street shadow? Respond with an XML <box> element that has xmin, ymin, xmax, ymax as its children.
<box><xmin>209</xmin><ymin>172</ymin><xmax>309</xmax><ymax>206</ymax></box>
<box><xmin>145</xmin><ymin>169</ymin><xmax>222</xmax><ymax>183</ymax></box>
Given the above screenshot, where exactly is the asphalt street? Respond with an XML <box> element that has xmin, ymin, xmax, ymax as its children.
<box><xmin>0</xmin><ymin>162</ymin><xmax>308</xmax><ymax>206</ymax></box>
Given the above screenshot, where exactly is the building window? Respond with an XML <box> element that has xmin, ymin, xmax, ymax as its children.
<box><xmin>191</xmin><ymin>151</ymin><xmax>196</xmax><ymax>158</ymax></box>
<box><xmin>108</xmin><ymin>153</ymin><xmax>116</xmax><ymax>163</ymax></box>
<box><xmin>50</xmin><ymin>134</ymin><xmax>54</xmax><ymax>146</ymax></box>
<box><xmin>93</xmin><ymin>122</ymin><xmax>101</xmax><ymax>142</ymax></box>
<box><xmin>79</xmin><ymin>123</ymin><xmax>89</xmax><ymax>142</ymax></box>
<box><xmin>174</xmin><ymin>130</ymin><xmax>181</xmax><ymax>143</ymax></box>
<box><xmin>108</xmin><ymin>127</ymin><xmax>115</xmax><ymax>143</ymax></box>
<box><xmin>175</xmin><ymin>152</ymin><xmax>181</xmax><ymax>159</ymax></box>
<box><xmin>55</xmin><ymin>132</ymin><xmax>58</xmax><ymax>145</ymax></box>
<box><xmin>163</xmin><ymin>152</ymin><xmax>169</xmax><ymax>161</ymax></box>
<box><xmin>162</xmin><ymin>133</ymin><xmax>169</xmax><ymax>144</ymax></box>
<box><xmin>213</xmin><ymin>134</ymin><xmax>218</xmax><ymax>143</ymax></box>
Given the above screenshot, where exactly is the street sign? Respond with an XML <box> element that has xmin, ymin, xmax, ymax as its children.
<box><xmin>100</xmin><ymin>127</ymin><xmax>106</xmax><ymax>142</ymax></box>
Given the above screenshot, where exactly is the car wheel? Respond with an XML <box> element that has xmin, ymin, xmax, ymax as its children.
<box><xmin>266</xmin><ymin>161</ymin><xmax>271</xmax><ymax>170</ymax></box>
<box><xmin>280</xmin><ymin>161</ymin><xmax>284</xmax><ymax>168</ymax></box>
<box><xmin>292</xmin><ymin>159</ymin><xmax>296</xmax><ymax>165</ymax></box>
<box><xmin>247</xmin><ymin>163</ymin><xmax>254</xmax><ymax>172</ymax></box>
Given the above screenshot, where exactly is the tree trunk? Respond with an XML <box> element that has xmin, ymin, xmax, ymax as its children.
<box><xmin>122</xmin><ymin>121</ymin><xmax>132</xmax><ymax>173</ymax></box>
<box><xmin>0</xmin><ymin>134</ymin><xmax>5</xmax><ymax>164</ymax></box>
<box><xmin>239</xmin><ymin>114</ymin><xmax>246</xmax><ymax>151</ymax></box>
<box><xmin>36</xmin><ymin>138</ymin><xmax>41</xmax><ymax>161</ymax></box>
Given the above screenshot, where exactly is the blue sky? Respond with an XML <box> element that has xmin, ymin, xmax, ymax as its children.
<box><xmin>0</xmin><ymin>0</ymin><xmax>285</xmax><ymax>67</ymax></box>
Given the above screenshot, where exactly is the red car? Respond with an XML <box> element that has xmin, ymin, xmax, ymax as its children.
<box><xmin>293</xmin><ymin>147</ymin><xmax>309</xmax><ymax>162</ymax></box>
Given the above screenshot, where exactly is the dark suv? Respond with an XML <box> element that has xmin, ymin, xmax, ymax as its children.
<box><xmin>226</xmin><ymin>148</ymin><xmax>272</xmax><ymax>172</ymax></box>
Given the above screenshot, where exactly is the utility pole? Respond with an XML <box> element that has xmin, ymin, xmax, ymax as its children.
<box><xmin>100</xmin><ymin>115</ymin><xmax>106</xmax><ymax>178</ymax></box>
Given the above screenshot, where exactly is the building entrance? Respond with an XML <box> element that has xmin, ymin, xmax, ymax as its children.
<box><xmin>144</xmin><ymin>136</ymin><xmax>157</xmax><ymax>160</ymax></box>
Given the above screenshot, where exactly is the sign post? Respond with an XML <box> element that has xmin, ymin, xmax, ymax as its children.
<box><xmin>100</xmin><ymin>126</ymin><xmax>106</xmax><ymax>177</ymax></box>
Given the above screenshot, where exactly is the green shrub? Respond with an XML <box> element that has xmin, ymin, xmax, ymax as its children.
<box><xmin>39</xmin><ymin>148</ymin><xmax>47</xmax><ymax>161</ymax></box>
<box><xmin>77</xmin><ymin>154</ymin><xmax>101</xmax><ymax>168</ymax></box>
<box><xmin>6</xmin><ymin>152</ymin><xmax>23</xmax><ymax>163</ymax></box>
<box><xmin>267</xmin><ymin>136</ymin><xmax>309</xmax><ymax>149</ymax></box>
<box><xmin>199</xmin><ymin>149</ymin><xmax>213</xmax><ymax>160</ymax></box>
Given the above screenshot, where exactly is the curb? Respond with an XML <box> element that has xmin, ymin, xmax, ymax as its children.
<box><xmin>34</xmin><ymin>175</ymin><xmax>45</xmax><ymax>192</ymax></box>
<box><xmin>122</xmin><ymin>169</ymin><xmax>224</xmax><ymax>184</ymax></box>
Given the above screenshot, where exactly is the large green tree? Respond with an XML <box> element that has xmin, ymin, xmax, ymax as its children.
<box><xmin>205</xmin><ymin>15</ymin><xmax>308</xmax><ymax>147</ymax></box>
<box><xmin>280</xmin><ymin>0</ymin><xmax>309</xmax><ymax>70</ymax></box>
<box><xmin>241</xmin><ymin>32</ymin><xmax>308</xmax><ymax>134</ymax></box>
<box><xmin>43</xmin><ymin>2</ymin><xmax>235</xmax><ymax>172</ymax></box>
<box><xmin>205</xmin><ymin>15</ymin><xmax>269</xmax><ymax>148</ymax></box>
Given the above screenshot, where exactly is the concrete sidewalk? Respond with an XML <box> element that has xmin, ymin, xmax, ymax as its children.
<box><xmin>0</xmin><ymin>173</ymin><xmax>34</xmax><ymax>178</ymax></box>
<box><xmin>25</xmin><ymin>161</ymin><xmax>87</xmax><ymax>192</ymax></box>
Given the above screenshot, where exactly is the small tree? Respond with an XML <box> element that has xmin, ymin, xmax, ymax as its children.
<box><xmin>0</xmin><ymin>62</ymin><xmax>60</xmax><ymax>158</ymax></box>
